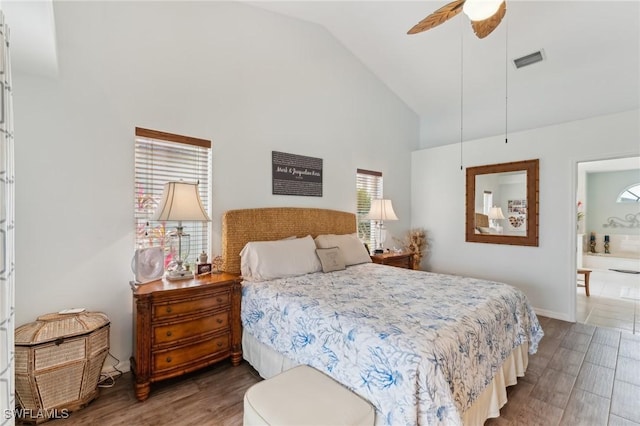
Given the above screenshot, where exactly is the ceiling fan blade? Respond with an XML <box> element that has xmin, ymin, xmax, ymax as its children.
<box><xmin>470</xmin><ymin>1</ymin><xmax>506</xmax><ymax>39</ymax></box>
<box><xmin>407</xmin><ymin>0</ymin><xmax>466</xmax><ymax>35</ymax></box>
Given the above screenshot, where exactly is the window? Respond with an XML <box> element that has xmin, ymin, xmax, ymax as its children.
<box><xmin>483</xmin><ymin>191</ymin><xmax>493</xmax><ymax>215</ymax></box>
<box><xmin>356</xmin><ymin>169</ymin><xmax>383</xmax><ymax>248</ymax></box>
<box><xmin>134</xmin><ymin>127</ymin><xmax>212</xmax><ymax>267</ymax></box>
<box><xmin>617</xmin><ymin>183</ymin><xmax>640</xmax><ymax>203</ymax></box>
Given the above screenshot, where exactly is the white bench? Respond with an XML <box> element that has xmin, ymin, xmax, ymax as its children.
<box><xmin>243</xmin><ymin>365</ymin><xmax>375</xmax><ymax>426</ymax></box>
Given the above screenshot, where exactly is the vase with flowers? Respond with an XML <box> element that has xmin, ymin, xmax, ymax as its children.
<box><xmin>394</xmin><ymin>228</ymin><xmax>428</xmax><ymax>270</ymax></box>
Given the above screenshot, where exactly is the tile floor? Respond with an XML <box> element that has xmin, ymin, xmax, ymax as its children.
<box><xmin>577</xmin><ymin>268</ymin><xmax>640</xmax><ymax>334</ymax></box>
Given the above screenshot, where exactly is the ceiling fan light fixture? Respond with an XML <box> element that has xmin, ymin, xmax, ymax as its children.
<box><xmin>463</xmin><ymin>0</ymin><xmax>503</xmax><ymax>21</ymax></box>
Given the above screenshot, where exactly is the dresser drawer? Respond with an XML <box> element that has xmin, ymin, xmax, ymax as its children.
<box><xmin>131</xmin><ymin>273</ymin><xmax>242</xmax><ymax>401</ymax></box>
<box><xmin>153</xmin><ymin>291</ymin><xmax>230</xmax><ymax>319</ymax></box>
<box><xmin>153</xmin><ymin>311</ymin><xmax>229</xmax><ymax>346</ymax></box>
<box><xmin>153</xmin><ymin>334</ymin><xmax>230</xmax><ymax>372</ymax></box>
<box><xmin>384</xmin><ymin>257</ymin><xmax>412</xmax><ymax>269</ymax></box>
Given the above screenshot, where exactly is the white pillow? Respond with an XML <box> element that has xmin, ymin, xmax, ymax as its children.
<box><xmin>314</xmin><ymin>233</ymin><xmax>372</xmax><ymax>266</ymax></box>
<box><xmin>240</xmin><ymin>235</ymin><xmax>321</xmax><ymax>281</ymax></box>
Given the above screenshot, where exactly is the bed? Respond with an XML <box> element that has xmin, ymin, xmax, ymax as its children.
<box><xmin>221</xmin><ymin>207</ymin><xmax>543</xmax><ymax>426</ymax></box>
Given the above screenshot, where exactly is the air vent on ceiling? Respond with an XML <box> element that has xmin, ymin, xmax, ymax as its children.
<box><xmin>513</xmin><ymin>50</ymin><xmax>545</xmax><ymax>69</ymax></box>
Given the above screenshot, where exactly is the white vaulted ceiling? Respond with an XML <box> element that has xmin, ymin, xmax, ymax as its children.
<box><xmin>5</xmin><ymin>1</ymin><xmax>639</xmax><ymax>147</ymax></box>
<box><xmin>249</xmin><ymin>0</ymin><xmax>640</xmax><ymax>147</ymax></box>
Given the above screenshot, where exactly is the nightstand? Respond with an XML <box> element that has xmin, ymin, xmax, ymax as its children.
<box><xmin>370</xmin><ymin>251</ymin><xmax>414</xmax><ymax>269</ymax></box>
<box><xmin>130</xmin><ymin>272</ymin><xmax>242</xmax><ymax>401</ymax></box>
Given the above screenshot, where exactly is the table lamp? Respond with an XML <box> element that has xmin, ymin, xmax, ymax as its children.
<box><xmin>488</xmin><ymin>206</ymin><xmax>505</xmax><ymax>234</ymax></box>
<box><xmin>152</xmin><ymin>181</ymin><xmax>211</xmax><ymax>280</ymax></box>
<box><xmin>364</xmin><ymin>199</ymin><xmax>398</xmax><ymax>254</ymax></box>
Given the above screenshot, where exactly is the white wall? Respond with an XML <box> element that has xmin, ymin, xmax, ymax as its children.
<box><xmin>13</xmin><ymin>1</ymin><xmax>418</xmax><ymax>371</ymax></box>
<box><xmin>586</xmin><ymin>169</ymin><xmax>640</xmax><ymax>236</ymax></box>
<box><xmin>412</xmin><ymin>109</ymin><xmax>640</xmax><ymax>321</ymax></box>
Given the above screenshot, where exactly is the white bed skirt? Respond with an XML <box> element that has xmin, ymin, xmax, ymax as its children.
<box><xmin>242</xmin><ymin>331</ymin><xmax>529</xmax><ymax>425</ymax></box>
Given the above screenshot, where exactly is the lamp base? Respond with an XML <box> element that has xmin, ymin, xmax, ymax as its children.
<box><xmin>165</xmin><ymin>270</ymin><xmax>194</xmax><ymax>281</ymax></box>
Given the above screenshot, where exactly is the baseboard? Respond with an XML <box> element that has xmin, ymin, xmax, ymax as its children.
<box><xmin>534</xmin><ymin>307</ymin><xmax>572</xmax><ymax>322</ymax></box>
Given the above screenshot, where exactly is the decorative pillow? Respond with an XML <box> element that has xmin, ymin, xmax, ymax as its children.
<box><xmin>314</xmin><ymin>233</ymin><xmax>372</xmax><ymax>266</ymax></box>
<box><xmin>315</xmin><ymin>247</ymin><xmax>346</xmax><ymax>273</ymax></box>
<box><xmin>240</xmin><ymin>235</ymin><xmax>321</xmax><ymax>281</ymax></box>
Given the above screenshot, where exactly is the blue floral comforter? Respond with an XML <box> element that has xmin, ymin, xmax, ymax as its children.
<box><xmin>241</xmin><ymin>263</ymin><xmax>543</xmax><ymax>425</ymax></box>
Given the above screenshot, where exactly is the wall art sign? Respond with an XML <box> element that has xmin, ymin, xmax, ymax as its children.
<box><xmin>272</xmin><ymin>151</ymin><xmax>323</xmax><ymax>197</ymax></box>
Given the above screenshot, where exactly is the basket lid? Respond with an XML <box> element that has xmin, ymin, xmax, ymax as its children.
<box><xmin>15</xmin><ymin>311</ymin><xmax>110</xmax><ymax>345</ymax></box>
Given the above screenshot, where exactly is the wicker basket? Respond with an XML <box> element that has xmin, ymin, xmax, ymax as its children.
<box><xmin>14</xmin><ymin>311</ymin><xmax>110</xmax><ymax>423</ymax></box>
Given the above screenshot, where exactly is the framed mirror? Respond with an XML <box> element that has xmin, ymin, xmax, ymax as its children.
<box><xmin>466</xmin><ymin>159</ymin><xmax>539</xmax><ymax>246</ymax></box>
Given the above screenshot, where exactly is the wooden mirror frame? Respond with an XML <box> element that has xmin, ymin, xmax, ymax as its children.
<box><xmin>465</xmin><ymin>159</ymin><xmax>539</xmax><ymax>246</ymax></box>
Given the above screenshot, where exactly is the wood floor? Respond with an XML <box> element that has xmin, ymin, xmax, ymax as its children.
<box><xmin>40</xmin><ymin>316</ymin><xmax>640</xmax><ymax>426</ymax></box>
<box><xmin>485</xmin><ymin>316</ymin><xmax>640</xmax><ymax>426</ymax></box>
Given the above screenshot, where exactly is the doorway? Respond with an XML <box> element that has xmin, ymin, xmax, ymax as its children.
<box><xmin>575</xmin><ymin>156</ymin><xmax>640</xmax><ymax>334</ymax></box>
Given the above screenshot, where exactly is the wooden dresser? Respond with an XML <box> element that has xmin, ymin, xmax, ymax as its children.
<box><xmin>370</xmin><ymin>251</ymin><xmax>415</xmax><ymax>269</ymax></box>
<box><xmin>130</xmin><ymin>273</ymin><xmax>242</xmax><ymax>401</ymax></box>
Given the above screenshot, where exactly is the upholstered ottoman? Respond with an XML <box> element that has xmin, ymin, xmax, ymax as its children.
<box><xmin>243</xmin><ymin>365</ymin><xmax>375</xmax><ymax>426</ymax></box>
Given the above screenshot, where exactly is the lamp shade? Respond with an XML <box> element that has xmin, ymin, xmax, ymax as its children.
<box><xmin>488</xmin><ymin>206</ymin><xmax>505</xmax><ymax>220</ymax></box>
<box><xmin>151</xmin><ymin>181</ymin><xmax>211</xmax><ymax>222</ymax></box>
<box><xmin>364</xmin><ymin>199</ymin><xmax>399</xmax><ymax>221</ymax></box>
<box><xmin>463</xmin><ymin>0</ymin><xmax>503</xmax><ymax>21</ymax></box>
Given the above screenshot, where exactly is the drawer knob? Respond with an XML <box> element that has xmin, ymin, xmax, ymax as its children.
<box><xmin>166</xmin><ymin>307</ymin><xmax>172</xmax><ymax>313</ymax></box>
<box><xmin>216</xmin><ymin>318</ymin><xmax>223</xmax><ymax>324</ymax></box>
<box><xmin>217</xmin><ymin>342</ymin><xmax>223</xmax><ymax>348</ymax></box>
<box><xmin>166</xmin><ymin>331</ymin><xmax>172</xmax><ymax>337</ymax></box>
<box><xmin>166</xmin><ymin>356</ymin><xmax>172</xmax><ymax>363</ymax></box>
<box><xmin>216</xmin><ymin>297</ymin><xmax>223</xmax><ymax>303</ymax></box>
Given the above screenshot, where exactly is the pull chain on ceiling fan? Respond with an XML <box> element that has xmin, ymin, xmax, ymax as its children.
<box><xmin>408</xmin><ymin>0</ymin><xmax>506</xmax><ymax>39</ymax></box>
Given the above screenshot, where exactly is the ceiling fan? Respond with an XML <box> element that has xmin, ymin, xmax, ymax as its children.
<box><xmin>408</xmin><ymin>0</ymin><xmax>506</xmax><ymax>39</ymax></box>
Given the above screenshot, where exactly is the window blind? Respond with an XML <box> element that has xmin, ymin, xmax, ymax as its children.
<box><xmin>356</xmin><ymin>169</ymin><xmax>383</xmax><ymax>248</ymax></box>
<box><xmin>134</xmin><ymin>127</ymin><xmax>212</xmax><ymax>267</ymax></box>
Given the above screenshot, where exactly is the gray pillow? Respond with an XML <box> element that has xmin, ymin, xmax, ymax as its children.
<box><xmin>315</xmin><ymin>247</ymin><xmax>346</xmax><ymax>273</ymax></box>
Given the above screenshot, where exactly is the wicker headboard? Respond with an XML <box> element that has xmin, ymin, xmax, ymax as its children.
<box><xmin>475</xmin><ymin>213</ymin><xmax>489</xmax><ymax>228</ymax></box>
<box><xmin>221</xmin><ymin>207</ymin><xmax>357</xmax><ymax>275</ymax></box>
